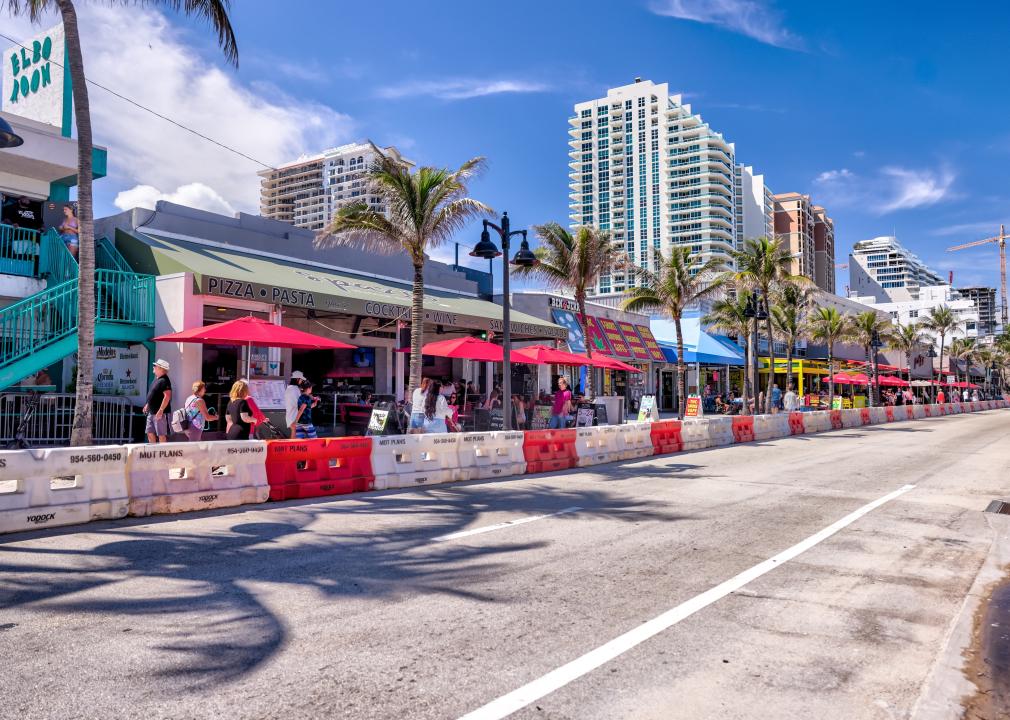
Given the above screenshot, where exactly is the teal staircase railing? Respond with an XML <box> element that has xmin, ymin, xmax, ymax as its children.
<box><xmin>0</xmin><ymin>232</ymin><xmax>155</xmax><ymax>390</ymax></box>
<box><xmin>0</xmin><ymin>224</ymin><xmax>42</xmax><ymax>278</ymax></box>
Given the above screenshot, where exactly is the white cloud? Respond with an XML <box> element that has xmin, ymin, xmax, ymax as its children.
<box><xmin>931</xmin><ymin>220</ymin><xmax>1005</xmax><ymax>237</ymax></box>
<box><xmin>649</xmin><ymin>0</ymin><xmax>803</xmax><ymax>50</ymax></box>
<box><xmin>376</xmin><ymin>78</ymin><xmax>549</xmax><ymax>100</ymax></box>
<box><xmin>114</xmin><ymin>182</ymin><xmax>236</xmax><ymax>216</ymax></box>
<box><xmin>813</xmin><ymin>165</ymin><xmax>956</xmax><ymax>214</ymax></box>
<box><xmin>2</xmin><ymin>5</ymin><xmax>354</xmax><ymax>213</ymax></box>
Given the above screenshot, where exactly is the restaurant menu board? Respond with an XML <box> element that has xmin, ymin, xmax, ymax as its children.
<box><xmin>636</xmin><ymin>325</ymin><xmax>668</xmax><ymax>362</ymax></box>
<box><xmin>685</xmin><ymin>395</ymin><xmax>702</xmax><ymax>417</ymax></box>
<box><xmin>582</xmin><ymin>315</ymin><xmax>612</xmax><ymax>355</ymax></box>
<box><xmin>367</xmin><ymin>408</ymin><xmax>390</xmax><ymax>434</ymax></box>
<box><xmin>249</xmin><ymin>380</ymin><xmax>287</xmax><ymax>409</ymax></box>
<box><xmin>576</xmin><ymin>405</ymin><xmax>596</xmax><ymax>427</ymax></box>
<box><xmin>596</xmin><ymin>317</ymin><xmax>632</xmax><ymax>359</ymax></box>
<box><xmin>637</xmin><ymin>395</ymin><xmax>658</xmax><ymax>422</ymax></box>
<box><xmin>550</xmin><ymin>309</ymin><xmax>587</xmax><ymax>354</ymax></box>
<box><xmin>531</xmin><ymin>405</ymin><xmax>553</xmax><ymax>430</ymax></box>
<box><xmin>617</xmin><ymin>321</ymin><xmax>653</xmax><ymax>361</ymax></box>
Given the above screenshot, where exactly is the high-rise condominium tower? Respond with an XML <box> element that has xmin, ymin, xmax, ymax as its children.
<box><xmin>259</xmin><ymin>142</ymin><xmax>411</xmax><ymax>232</ymax></box>
<box><xmin>571</xmin><ymin>79</ymin><xmax>761</xmax><ymax>296</ymax></box>
<box><xmin>773</xmin><ymin>192</ymin><xmax>835</xmax><ymax>293</ymax></box>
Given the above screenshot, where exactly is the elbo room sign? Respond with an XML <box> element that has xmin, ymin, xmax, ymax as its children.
<box><xmin>2</xmin><ymin>22</ymin><xmax>68</xmax><ymax>129</ymax></box>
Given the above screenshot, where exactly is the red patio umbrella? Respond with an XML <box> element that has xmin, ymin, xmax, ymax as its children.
<box><xmin>418</xmin><ymin>336</ymin><xmax>503</xmax><ymax>362</ymax></box>
<box><xmin>512</xmin><ymin>344</ymin><xmax>593</xmax><ymax>366</ymax></box>
<box><xmin>875</xmin><ymin>375</ymin><xmax>909</xmax><ymax>387</ymax></box>
<box><xmin>583</xmin><ymin>353</ymin><xmax>643</xmax><ymax>373</ymax></box>
<box><xmin>827</xmin><ymin>372</ymin><xmax>870</xmax><ymax>385</ymax></box>
<box><xmin>155</xmin><ymin>315</ymin><xmax>355</xmax><ymax>377</ymax></box>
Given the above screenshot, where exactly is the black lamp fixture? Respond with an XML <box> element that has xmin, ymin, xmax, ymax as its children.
<box><xmin>470</xmin><ymin>212</ymin><xmax>534</xmax><ymax>430</ymax></box>
<box><xmin>0</xmin><ymin>116</ymin><xmax>24</xmax><ymax>149</ymax></box>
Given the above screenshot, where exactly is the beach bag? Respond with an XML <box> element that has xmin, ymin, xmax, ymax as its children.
<box><xmin>170</xmin><ymin>407</ymin><xmax>190</xmax><ymax>434</ymax></box>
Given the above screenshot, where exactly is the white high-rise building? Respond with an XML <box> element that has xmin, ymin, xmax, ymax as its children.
<box><xmin>850</xmin><ymin>285</ymin><xmax>981</xmax><ymax>343</ymax></box>
<box><xmin>848</xmin><ymin>235</ymin><xmax>944</xmax><ymax>303</ymax></box>
<box><xmin>570</xmin><ymin>79</ymin><xmax>743</xmax><ymax>296</ymax></box>
<box><xmin>259</xmin><ymin>142</ymin><xmax>412</xmax><ymax>231</ymax></box>
<box><xmin>736</xmin><ymin>164</ymin><xmax>774</xmax><ymax>244</ymax></box>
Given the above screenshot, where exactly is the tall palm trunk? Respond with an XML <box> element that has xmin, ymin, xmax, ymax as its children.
<box><xmin>784</xmin><ymin>339</ymin><xmax>794</xmax><ymax>399</ymax></box>
<box><xmin>407</xmin><ymin>262</ymin><xmax>424</xmax><ymax>395</ymax></box>
<box><xmin>577</xmin><ymin>292</ymin><xmax>594</xmax><ymax>399</ymax></box>
<box><xmin>675</xmin><ymin>315</ymin><xmax>686</xmax><ymax>420</ymax></box>
<box><xmin>938</xmin><ymin>332</ymin><xmax>946</xmax><ymax>388</ymax></box>
<box><xmin>827</xmin><ymin>343</ymin><xmax>835</xmax><ymax>409</ymax></box>
<box><xmin>60</xmin><ymin>0</ymin><xmax>95</xmax><ymax>447</ymax></box>
<box><xmin>764</xmin><ymin>314</ymin><xmax>776</xmax><ymax>413</ymax></box>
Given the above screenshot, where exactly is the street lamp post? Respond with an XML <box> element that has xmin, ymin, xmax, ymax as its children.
<box><xmin>0</xmin><ymin>116</ymin><xmax>24</xmax><ymax>149</ymax></box>
<box><xmin>870</xmin><ymin>329</ymin><xmax>883</xmax><ymax>407</ymax></box>
<box><xmin>927</xmin><ymin>345</ymin><xmax>938</xmax><ymax>403</ymax></box>
<box><xmin>470</xmin><ymin>211</ymin><xmax>538</xmax><ymax>431</ymax></box>
<box><xmin>743</xmin><ymin>291</ymin><xmax>768</xmax><ymax>414</ymax></box>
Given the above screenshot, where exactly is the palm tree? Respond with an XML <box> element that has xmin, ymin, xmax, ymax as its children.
<box><xmin>731</xmin><ymin>236</ymin><xmax>802</xmax><ymax>412</ymax></box>
<box><xmin>512</xmin><ymin>223</ymin><xmax>628</xmax><ymax>398</ymax></box>
<box><xmin>704</xmin><ymin>288</ymin><xmax>753</xmax><ymax>413</ymax></box>
<box><xmin>848</xmin><ymin>311</ymin><xmax>893</xmax><ymax>406</ymax></box>
<box><xmin>770</xmin><ymin>283</ymin><xmax>813</xmax><ymax>397</ymax></box>
<box><xmin>806</xmin><ymin>306</ymin><xmax>850</xmax><ymax>409</ymax></box>
<box><xmin>921</xmin><ymin>305</ymin><xmax>961</xmax><ymax>387</ymax></box>
<box><xmin>317</xmin><ymin>147</ymin><xmax>491</xmax><ymax>395</ymax></box>
<box><xmin>622</xmin><ymin>246</ymin><xmax>725</xmax><ymax>419</ymax></box>
<box><xmin>888</xmin><ymin>322</ymin><xmax>928</xmax><ymax>381</ymax></box>
<box><xmin>947</xmin><ymin>337</ymin><xmax>974</xmax><ymax>385</ymax></box>
<box><xmin>10</xmin><ymin>0</ymin><xmax>237</xmax><ymax>445</ymax></box>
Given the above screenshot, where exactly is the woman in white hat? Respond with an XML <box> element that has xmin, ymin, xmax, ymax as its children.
<box><xmin>285</xmin><ymin>370</ymin><xmax>306</xmax><ymax>439</ymax></box>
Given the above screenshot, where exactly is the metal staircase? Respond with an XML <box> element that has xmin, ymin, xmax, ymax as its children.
<box><xmin>0</xmin><ymin>228</ymin><xmax>156</xmax><ymax>390</ymax></box>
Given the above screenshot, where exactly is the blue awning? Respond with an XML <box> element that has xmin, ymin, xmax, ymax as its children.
<box><xmin>652</xmin><ymin>317</ymin><xmax>745</xmax><ymax>366</ymax></box>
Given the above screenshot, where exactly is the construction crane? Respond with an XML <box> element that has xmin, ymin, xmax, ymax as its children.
<box><xmin>947</xmin><ymin>224</ymin><xmax>1007</xmax><ymax>331</ymax></box>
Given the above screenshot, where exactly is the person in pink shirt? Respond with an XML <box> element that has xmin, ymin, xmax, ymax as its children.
<box><xmin>549</xmin><ymin>377</ymin><xmax>573</xmax><ymax>429</ymax></box>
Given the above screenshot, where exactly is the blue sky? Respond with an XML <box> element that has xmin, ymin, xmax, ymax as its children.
<box><xmin>5</xmin><ymin>0</ymin><xmax>1009</xmax><ymax>293</ymax></box>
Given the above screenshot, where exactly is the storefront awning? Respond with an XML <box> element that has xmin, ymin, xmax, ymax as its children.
<box><xmin>653</xmin><ymin>317</ymin><xmax>745</xmax><ymax>366</ymax></box>
<box><xmin>116</xmin><ymin>230</ymin><xmax>567</xmax><ymax>340</ymax></box>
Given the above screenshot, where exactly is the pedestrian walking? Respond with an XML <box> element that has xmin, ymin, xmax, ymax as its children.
<box><xmin>225</xmin><ymin>380</ymin><xmax>256</xmax><ymax>440</ymax></box>
<box><xmin>294</xmin><ymin>379</ymin><xmax>320</xmax><ymax>439</ymax></box>
<box><xmin>936</xmin><ymin>388</ymin><xmax>946</xmax><ymax>404</ymax></box>
<box><xmin>549</xmin><ymin>377</ymin><xmax>573</xmax><ymax>429</ymax></box>
<box><xmin>172</xmin><ymin>380</ymin><xmax>217</xmax><ymax>441</ymax></box>
<box><xmin>422</xmin><ymin>380</ymin><xmax>453</xmax><ymax>433</ymax></box>
<box><xmin>782</xmin><ymin>383</ymin><xmax>799</xmax><ymax>412</ymax></box>
<box><xmin>770</xmin><ymin>383</ymin><xmax>782</xmax><ymax>413</ymax></box>
<box><xmin>143</xmin><ymin>358</ymin><xmax>173</xmax><ymax>443</ymax></box>
<box><xmin>284</xmin><ymin>370</ymin><xmax>306</xmax><ymax>439</ymax></box>
<box><xmin>410</xmin><ymin>377</ymin><xmax>431</xmax><ymax>430</ymax></box>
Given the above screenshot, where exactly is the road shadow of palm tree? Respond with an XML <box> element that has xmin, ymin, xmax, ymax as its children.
<box><xmin>0</xmin><ymin>481</ymin><xmax>687</xmax><ymax>692</ymax></box>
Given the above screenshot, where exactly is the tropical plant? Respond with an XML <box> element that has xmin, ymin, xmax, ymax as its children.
<box><xmin>512</xmin><ymin>224</ymin><xmax>628</xmax><ymax>398</ymax></box>
<box><xmin>921</xmin><ymin>305</ymin><xmax>962</xmax><ymax>387</ymax></box>
<box><xmin>947</xmin><ymin>337</ymin><xmax>975</xmax><ymax>385</ymax></box>
<box><xmin>622</xmin><ymin>246</ymin><xmax>726</xmax><ymax>419</ymax></box>
<box><xmin>848</xmin><ymin>311</ymin><xmax>894</xmax><ymax>406</ymax></box>
<box><xmin>9</xmin><ymin>0</ymin><xmax>237</xmax><ymax>445</ymax></box>
<box><xmin>731</xmin><ymin>236</ymin><xmax>803</xmax><ymax>412</ymax></box>
<box><xmin>887</xmin><ymin>322</ymin><xmax>928</xmax><ymax>381</ymax></box>
<box><xmin>704</xmin><ymin>288</ymin><xmax>754</xmax><ymax>413</ymax></box>
<box><xmin>806</xmin><ymin>306</ymin><xmax>850</xmax><ymax>409</ymax></box>
<box><xmin>317</xmin><ymin>147</ymin><xmax>492</xmax><ymax>395</ymax></box>
<box><xmin>770</xmin><ymin>283</ymin><xmax>813</xmax><ymax>397</ymax></box>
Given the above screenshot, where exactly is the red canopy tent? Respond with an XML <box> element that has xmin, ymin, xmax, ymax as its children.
<box><xmin>511</xmin><ymin>344</ymin><xmax>593</xmax><ymax>366</ymax></box>
<box><xmin>416</xmin><ymin>337</ymin><xmax>504</xmax><ymax>362</ymax></box>
<box><xmin>155</xmin><ymin>315</ymin><xmax>355</xmax><ymax>377</ymax></box>
<box><xmin>827</xmin><ymin>372</ymin><xmax>870</xmax><ymax>385</ymax></box>
<box><xmin>875</xmin><ymin>375</ymin><xmax>909</xmax><ymax>387</ymax></box>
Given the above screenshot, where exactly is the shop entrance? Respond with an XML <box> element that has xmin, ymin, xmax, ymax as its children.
<box><xmin>660</xmin><ymin>369</ymin><xmax>677</xmax><ymax>411</ymax></box>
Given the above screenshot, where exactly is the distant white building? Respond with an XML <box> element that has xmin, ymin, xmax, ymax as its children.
<box><xmin>736</xmin><ymin>165</ymin><xmax>774</xmax><ymax>244</ymax></box>
<box><xmin>849</xmin><ymin>284</ymin><xmax>980</xmax><ymax>346</ymax></box>
<box><xmin>848</xmin><ymin>235</ymin><xmax>944</xmax><ymax>303</ymax></box>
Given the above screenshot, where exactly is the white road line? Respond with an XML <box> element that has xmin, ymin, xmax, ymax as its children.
<box><xmin>432</xmin><ymin>507</ymin><xmax>582</xmax><ymax>543</ymax></box>
<box><xmin>456</xmin><ymin>484</ymin><xmax>916</xmax><ymax>720</ymax></box>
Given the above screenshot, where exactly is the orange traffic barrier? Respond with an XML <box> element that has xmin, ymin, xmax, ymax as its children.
<box><xmin>923</xmin><ymin>404</ymin><xmax>933</xmax><ymax>417</ymax></box>
<box><xmin>829</xmin><ymin>409</ymin><xmax>843</xmax><ymax>429</ymax></box>
<box><xmin>731</xmin><ymin>416</ymin><xmax>756</xmax><ymax>443</ymax></box>
<box><xmin>860</xmin><ymin>407</ymin><xmax>871</xmax><ymax>425</ymax></box>
<box><xmin>650</xmin><ymin>420</ymin><xmax>683</xmax><ymax>455</ymax></box>
<box><xmin>905</xmin><ymin>405</ymin><xmax>915</xmax><ymax>420</ymax></box>
<box><xmin>885</xmin><ymin>406</ymin><xmax>895</xmax><ymax>422</ymax></box>
<box><xmin>523</xmin><ymin>429</ymin><xmax>577</xmax><ymax>474</ymax></box>
<box><xmin>265</xmin><ymin>437</ymin><xmax>373</xmax><ymax>500</ymax></box>
<box><xmin>788</xmin><ymin>412</ymin><xmax>805</xmax><ymax>435</ymax></box>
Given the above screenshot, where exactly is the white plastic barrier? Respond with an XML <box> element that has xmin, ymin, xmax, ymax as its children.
<box><xmin>752</xmin><ymin>414</ymin><xmax>790</xmax><ymax>441</ymax></box>
<box><xmin>703</xmin><ymin>417</ymin><xmax>735</xmax><ymax>446</ymax></box>
<box><xmin>370</xmin><ymin>434</ymin><xmax>463</xmax><ymax>489</ymax></box>
<box><xmin>617</xmin><ymin>422</ymin><xmax>654</xmax><ymax>460</ymax></box>
<box><xmin>680</xmin><ymin>420</ymin><xmax>711</xmax><ymax>451</ymax></box>
<box><xmin>946</xmin><ymin>403</ymin><xmax>960</xmax><ymax>415</ymax></box>
<box><xmin>0</xmin><ymin>446</ymin><xmax>129</xmax><ymax>534</ymax></box>
<box><xmin>911</xmin><ymin>404</ymin><xmax>926</xmax><ymax>419</ymax></box>
<box><xmin>868</xmin><ymin>406</ymin><xmax>887</xmax><ymax>424</ymax></box>
<box><xmin>804</xmin><ymin>411</ymin><xmax>832</xmax><ymax>434</ymax></box>
<box><xmin>126</xmin><ymin>441</ymin><xmax>268</xmax><ymax>517</ymax></box>
<box><xmin>840</xmin><ymin>408</ymin><xmax>864</xmax><ymax>428</ymax></box>
<box><xmin>456</xmin><ymin>431</ymin><xmax>527</xmax><ymax>480</ymax></box>
<box><xmin>575</xmin><ymin>425</ymin><xmax>622</xmax><ymax>467</ymax></box>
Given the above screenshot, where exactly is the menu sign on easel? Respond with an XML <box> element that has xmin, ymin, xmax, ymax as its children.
<box><xmin>685</xmin><ymin>395</ymin><xmax>701</xmax><ymax>417</ymax></box>
<box><xmin>637</xmin><ymin>395</ymin><xmax>658</xmax><ymax>422</ymax></box>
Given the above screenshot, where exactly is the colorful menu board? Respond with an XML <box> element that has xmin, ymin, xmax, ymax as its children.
<box><xmin>617</xmin><ymin>321</ymin><xmax>653</xmax><ymax>361</ymax></box>
<box><xmin>596</xmin><ymin>317</ymin><xmax>632</xmax><ymax>358</ymax></box>
<box><xmin>583</xmin><ymin>315</ymin><xmax>613</xmax><ymax>355</ymax></box>
<box><xmin>636</xmin><ymin>325</ymin><xmax>668</xmax><ymax>362</ymax></box>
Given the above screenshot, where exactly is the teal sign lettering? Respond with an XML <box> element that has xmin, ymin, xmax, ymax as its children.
<box><xmin>8</xmin><ymin>34</ymin><xmax>54</xmax><ymax>105</ymax></box>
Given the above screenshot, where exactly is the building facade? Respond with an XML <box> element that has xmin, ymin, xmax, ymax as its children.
<box><xmin>848</xmin><ymin>235</ymin><xmax>944</xmax><ymax>303</ymax></box>
<box><xmin>258</xmin><ymin>142</ymin><xmax>410</xmax><ymax>232</ymax></box>
<box><xmin>956</xmin><ymin>286</ymin><xmax>998</xmax><ymax>337</ymax></box>
<box><xmin>772</xmin><ymin>192</ymin><xmax>835</xmax><ymax>293</ymax></box>
<box><xmin>736</xmin><ymin>165</ymin><xmax>774</xmax><ymax>246</ymax></box>
<box><xmin>570</xmin><ymin>79</ymin><xmax>742</xmax><ymax>297</ymax></box>
<box><xmin>850</xmin><ymin>285</ymin><xmax>980</xmax><ymax>345</ymax></box>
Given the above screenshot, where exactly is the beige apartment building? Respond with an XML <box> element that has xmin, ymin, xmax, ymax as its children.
<box><xmin>259</xmin><ymin>142</ymin><xmax>410</xmax><ymax>232</ymax></box>
<box><xmin>773</xmin><ymin>192</ymin><xmax>835</xmax><ymax>293</ymax></box>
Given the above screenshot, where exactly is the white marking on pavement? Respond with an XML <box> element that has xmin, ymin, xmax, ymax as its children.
<box><xmin>457</xmin><ymin>484</ymin><xmax>917</xmax><ymax>720</ymax></box>
<box><xmin>433</xmin><ymin>507</ymin><xmax>582</xmax><ymax>543</ymax></box>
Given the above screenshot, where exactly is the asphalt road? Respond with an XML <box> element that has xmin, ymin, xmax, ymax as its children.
<box><xmin>3</xmin><ymin>411</ymin><xmax>1009</xmax><ymax>720</ymax></box>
